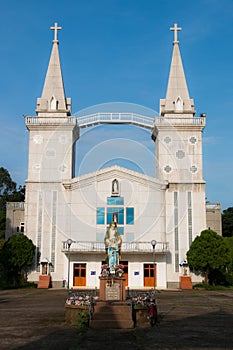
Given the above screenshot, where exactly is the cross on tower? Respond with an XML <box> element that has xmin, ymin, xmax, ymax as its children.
<box><xmin>50</xmin><ymin>22</ymin><xmax>62</xmax><ymax>42</ymax></box>
<box><xmin>170</xmin><ymin>23</ymin><xmax>182</xmax><ymax>44</ymax></box>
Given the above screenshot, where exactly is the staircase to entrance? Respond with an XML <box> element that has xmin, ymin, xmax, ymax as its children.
<box><xmin>90</xmin><ymin>301</ymin><xmax>134</xmax><ymax>329</ymax></box>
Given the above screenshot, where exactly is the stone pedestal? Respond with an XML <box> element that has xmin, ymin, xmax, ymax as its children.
<box><xmin>99</xmin><ymin>276</ymin><xmax>126</xmax><ymax>301</ymax></box>
<box><xmin>180</xmin><ymin>276</ymin><xmax>192</xmax><ymax>290</ymax></box>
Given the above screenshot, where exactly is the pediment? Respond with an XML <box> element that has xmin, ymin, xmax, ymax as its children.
<box><xmin>63</xmin><ymin>165</ymin><xmax>168</xmax><ymax>191</ymax></box>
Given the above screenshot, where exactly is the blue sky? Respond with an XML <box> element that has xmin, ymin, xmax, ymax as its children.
<box><xmin>0</xmin><ymin>0</ymin><xmax>233</xmax><ymax>210</ymax></box>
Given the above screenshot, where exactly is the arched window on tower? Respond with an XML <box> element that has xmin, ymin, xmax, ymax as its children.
<box><xmin>175</xmin><ymin>96</ymin><xmax>183</xmax><ymax>112</ymax></box>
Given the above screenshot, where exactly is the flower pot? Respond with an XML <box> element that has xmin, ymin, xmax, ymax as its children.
<box><xmin>133</xmin><ymin>306</ymin><xmax>149</xmax><ymax>328</ymax></box>
<box><xmin>65</xmin><ymin>305</ymin><xmax>89</xmax><ymax>326</ymax></box>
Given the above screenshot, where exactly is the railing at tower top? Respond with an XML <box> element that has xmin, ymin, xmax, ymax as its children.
<box><xmin>25</xmin><ymin>114</ymin><xmax>205</xmax><ymax>129</ymax></box>
<box><xmin>6</xmin><ymin>202</ymin><xmax>25</xmax><ymax>210</ymax></box>
<box><xmin>154</xmin><ymin>116</ymin><xmax>206</xmax><ymax>126</ymax></box>
<box><xmin>76</xmin><ymin>112</ymin><xmax>155</xmax><ymax>130</ymax></box>
<box><xmin>25</xmin><ymin>116</ymin><xmax>77</xmax><ymax>125</ymax></box>
<box><xmin>62</xmin><ymin>241</ymin><xmax>168</xmax><ymax>254</ymax></box>
<box><xmin>25</xmin><ymin>114</ymin><xmax>205</xmax><ymax>128</ymax></box>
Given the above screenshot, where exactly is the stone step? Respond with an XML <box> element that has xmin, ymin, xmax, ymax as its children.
<box><xmin>90</xmin><ymin>319</ymin><xmax>134</xmax><ymax>329</ymax></box>
<box><xmin>90</xmin><ymin>301</ymin><xmax>134</xmax><ymax>329</ymax></box>
<box><xmin>94</xmin><ymin>305</ymin><xmax>131</xmax><ymax>313</ymax></box>
<box><xmin>93</xmin><ymin>311</ymin><xmax>132</xmax><ymax>321</ymax></box>
<box><xmin>95</xmin><ymin>301</ymin><xmax>130</xmax><ymax>306</ymax></box>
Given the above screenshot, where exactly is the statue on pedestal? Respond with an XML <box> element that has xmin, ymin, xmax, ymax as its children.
<box><xmin>104</xmin><ymin>222</ymin><xmax>122</xmax><ymax>274</ymax></box>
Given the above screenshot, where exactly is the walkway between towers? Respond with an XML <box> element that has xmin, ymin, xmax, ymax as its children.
<box><xmin>76</xmin><ymin>112</ymin><xmax>155</xmax><ymax>129</ymax></box>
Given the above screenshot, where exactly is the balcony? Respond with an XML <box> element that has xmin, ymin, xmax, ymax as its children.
<box><xmin>62</xmin><ymin>241</ymin><xmax>169</xmax><ymax>254</ymax></box>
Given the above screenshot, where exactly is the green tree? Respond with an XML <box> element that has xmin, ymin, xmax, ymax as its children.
<box><xmin>1</xmin><ymin>234</ymin><xmax>35</xmax><ymax>287</ymax></box>
<box><xmin>187</xmin><ymin>229</ymin><xmax>232</xmax><ymax>285</ymax></box>
<box><xmin>224</xmin><ymin>236</ymin><xmax>233</xmax><ymax>284</ymax></box>
<box><xmin>222</xmin><ymin>207</ymin><xmax>233</xmax><ymax>237</ymax></box>
<box><xmin>0</xmin><ymin>167</ymin><xmax>17</xmax><ymax>195</ymax></box>
<box><xmin>0</xmin><ymin>167</ymin><xmax>25</xmax><ymax>242</ymax></box>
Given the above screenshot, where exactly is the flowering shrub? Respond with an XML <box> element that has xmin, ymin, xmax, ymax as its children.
<box><xmin>100</xmin><ymin>263</ymin><xmax>124</xmax><ymax>276</ymax></box>
<box><xmin>65</xmin><ymin>294</ymin><xmax>99</xmax><ymax>306</ymax></box>
<box><xmin>132</xmin><ymin>296</ymin><xmax>148</xmax><ymax>306</ymax></box>
<box><xmin>101</xmin><ymin>264</ymin><xmax>109</xmax><ymax>276</ymax></box>
<box><xmin>132</xmin><ymin>295</ymin><xmax>157</xmax><ymax>307</ymax></box>
<box><xmin>114</xmin><ymin>264</ymin><xmax>124</xmax><ymax>275</ymax></box>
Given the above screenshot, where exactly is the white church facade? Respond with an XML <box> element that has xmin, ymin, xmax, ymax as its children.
<box><xmin>21</xmin><ymin>23</ymin><xmax>207</xmax><ymax>289</ymax></box>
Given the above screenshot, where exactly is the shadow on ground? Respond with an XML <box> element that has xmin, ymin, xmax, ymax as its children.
<box><xmin>0</xmin><ymin>289</ymin><xmax>233</xmax><ymax>350</ymax></box>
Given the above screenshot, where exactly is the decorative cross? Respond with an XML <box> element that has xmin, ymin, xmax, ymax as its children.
<box><xmin>50</xmin><ymin>22</ymin><xmax>62</xmax><ymax>42</ymax></box>
<box><xmin>170</xmin><ymin>23</ymin><xmax>182</xmax><ymax>43</ymax></box>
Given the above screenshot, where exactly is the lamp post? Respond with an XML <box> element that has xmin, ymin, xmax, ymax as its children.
<box><xmin>66</xmin><ymin>238</ymin><xmax>73</xmax><ymax>289</ymax></box>
<box><xmin>151</xmin><ymin>239</ymin><xmax>157</xmax><ymax>294</ymax></box>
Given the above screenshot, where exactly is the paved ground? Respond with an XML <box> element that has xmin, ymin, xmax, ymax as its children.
<box><xmin>0</xmin><ymin>288</ymin><xmax>233</xmax><ymax>350</ymax></box>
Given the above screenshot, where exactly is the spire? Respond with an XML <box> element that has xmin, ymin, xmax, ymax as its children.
<box><xmin>160</xmin><ymin>23</ymin><xmax>195</xmax><ymax>116</ymax></box>
<box><xmin>36</xmin><ymin>22</ymin><xmax>71</xmax><ymax>116</ymax></box>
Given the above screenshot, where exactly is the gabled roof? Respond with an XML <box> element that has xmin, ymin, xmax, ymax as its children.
<box><xmin>63</xmin><ymin>165</ymin><xmax>168</xmax><ymax>190</ymax></box>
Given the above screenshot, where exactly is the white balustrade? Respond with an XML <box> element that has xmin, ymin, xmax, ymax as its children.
<box><xmin>77</xmin><ymin>112</ymin><xmax>155</xmax><ymax>129</ymax></box>
<box><xmin>25</xmin><ymin>113</ymin><xmax>205</xmax><ymax>130</ymax></box>
<box><xmin>154</xmin><ymin>116</ymin><xmax>205</xmax><ymax>126</ymax></box>
<box><xmin>25</xmin><ymin>116</ymin><xmax>77</xmax><ymax>125</ymax></box>
<box><xmin>62</xmin><ymin>241</ymin><xmax>168</xmax><ymax>253</ymax></box>
<box><xmin>6</xmin><ymin>202</ymin><xmax>25</xmax><ymax>209</ymax></box>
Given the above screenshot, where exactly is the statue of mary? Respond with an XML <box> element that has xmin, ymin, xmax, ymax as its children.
<box><xmin>104</xmin><ymin>222</ymin><xmax>122</xmax><ymax>273</ymax></box>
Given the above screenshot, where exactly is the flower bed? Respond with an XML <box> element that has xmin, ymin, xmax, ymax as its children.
<box><xmin>132</xmin><ymin>295</ymin><xmax>148</xmax><ymax>307</ymax></box>
<box><xmin>65</xmin><ymin>293</ymin><xmax>99</xmax><ymax>327</ymax></box>
<box><xmin>131</xmin><ymin>295</ymin><xmax>157</xmax><ymax>327</ymax></box>
<box><xmin>65</xmin><ymin>294</ymin><xmax>99</xmax><ymax>306</ymax></box>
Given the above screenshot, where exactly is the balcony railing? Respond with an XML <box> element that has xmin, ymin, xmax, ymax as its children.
<box><xmin>6</xmin><ymin>202</ymin><xmax>25</xmax><ymax>209</ymax></box>
<box><xmin>77</xmin><ymin>112</ymin><xmax>155</xmax><ymax>130</ymax></box>
<box><xmin>154</xmin><ymin>116</ymin><xmax>206</xmax><ymax>126</ymax></box>
<box><xmin>62</xmin><ymin>241</ymin><xmax>168</xmax><ymax>254</ymax></box>
<box><xmin>25</xmin><ymin>116</ymin><xmax>77</xmax><ymax>126</ymax></box>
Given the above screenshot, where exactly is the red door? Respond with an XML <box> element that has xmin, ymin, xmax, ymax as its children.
<box><xmin>120</xmin><ymin>260</ymin><xmax>128</xmax><ymax>287</ymax></box>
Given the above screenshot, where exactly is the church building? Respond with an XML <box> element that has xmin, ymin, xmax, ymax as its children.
<box><xmin>21</xmin><ymin>23</ymin><xmax>207</xmax><ymax>289</ymax></box>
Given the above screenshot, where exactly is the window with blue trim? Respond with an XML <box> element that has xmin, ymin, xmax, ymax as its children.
<box><xmin>126</xmin><ymin>207</ymin><xmax>134</xmax><ymax>224</ymax></box>
<box><xmin>107</xmin><ymin>197</ymin><xmax>124</xmax><ymax>205</ymax></box>
<box><xmin>107</xmin><ymin>207</ymin><xmax>124</xmax><ymax>224</ymax></box>
<box><xmin>96</xmin><ymin>207</ymin><xmax>105</xmax><ymax>224</ymax></box>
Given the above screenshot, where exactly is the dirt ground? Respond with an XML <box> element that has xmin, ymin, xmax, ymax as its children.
<box><xmin>0</xmin><ymin>288</ymin><xmax>233</xmax><ymax>350</ymax></box>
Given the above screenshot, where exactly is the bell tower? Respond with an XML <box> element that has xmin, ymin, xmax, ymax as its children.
<box><xmin>152</xmin><ymin>24</ymin><xmax>206</xmax><ymax>276</ymax></box>
<box><xmin>24</xmin><ymin>23</ymin><xmax>79</xmax><ymax>276</ymax></box>
<box><xmin>152</xmin><ymin>23</ymin><xmax>205</xmax><ymax>184</ymax></box>
<box><xmin>26</xmin><ymin>22</ymin><xmax>79</xmax><ymax>183</ymax></box>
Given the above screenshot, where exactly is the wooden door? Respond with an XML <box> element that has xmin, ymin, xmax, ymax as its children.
<box><xmin>120</xmin><ymin>260</ymin><xmax>128</xmax><ymax>287</ymax></box>
<box><xmin>73</xmin><ymin>263</ymin><xmax>86</xmax><ymax>286</ymax></box>
<box><xmin>144</xmin><ymin>263</ymin><xmax>156</xmax><ymax>287</ymax></box>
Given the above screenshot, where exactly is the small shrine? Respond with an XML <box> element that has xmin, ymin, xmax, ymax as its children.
<box><xmin>179</xmin><ymin>259</ymin><xmax>192</xmax><ymax>290</ymax></box>
<box><xmin>37</xmin><ymin>258</ymin><xmax>52</xmax><ymax>288</ymax></box>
